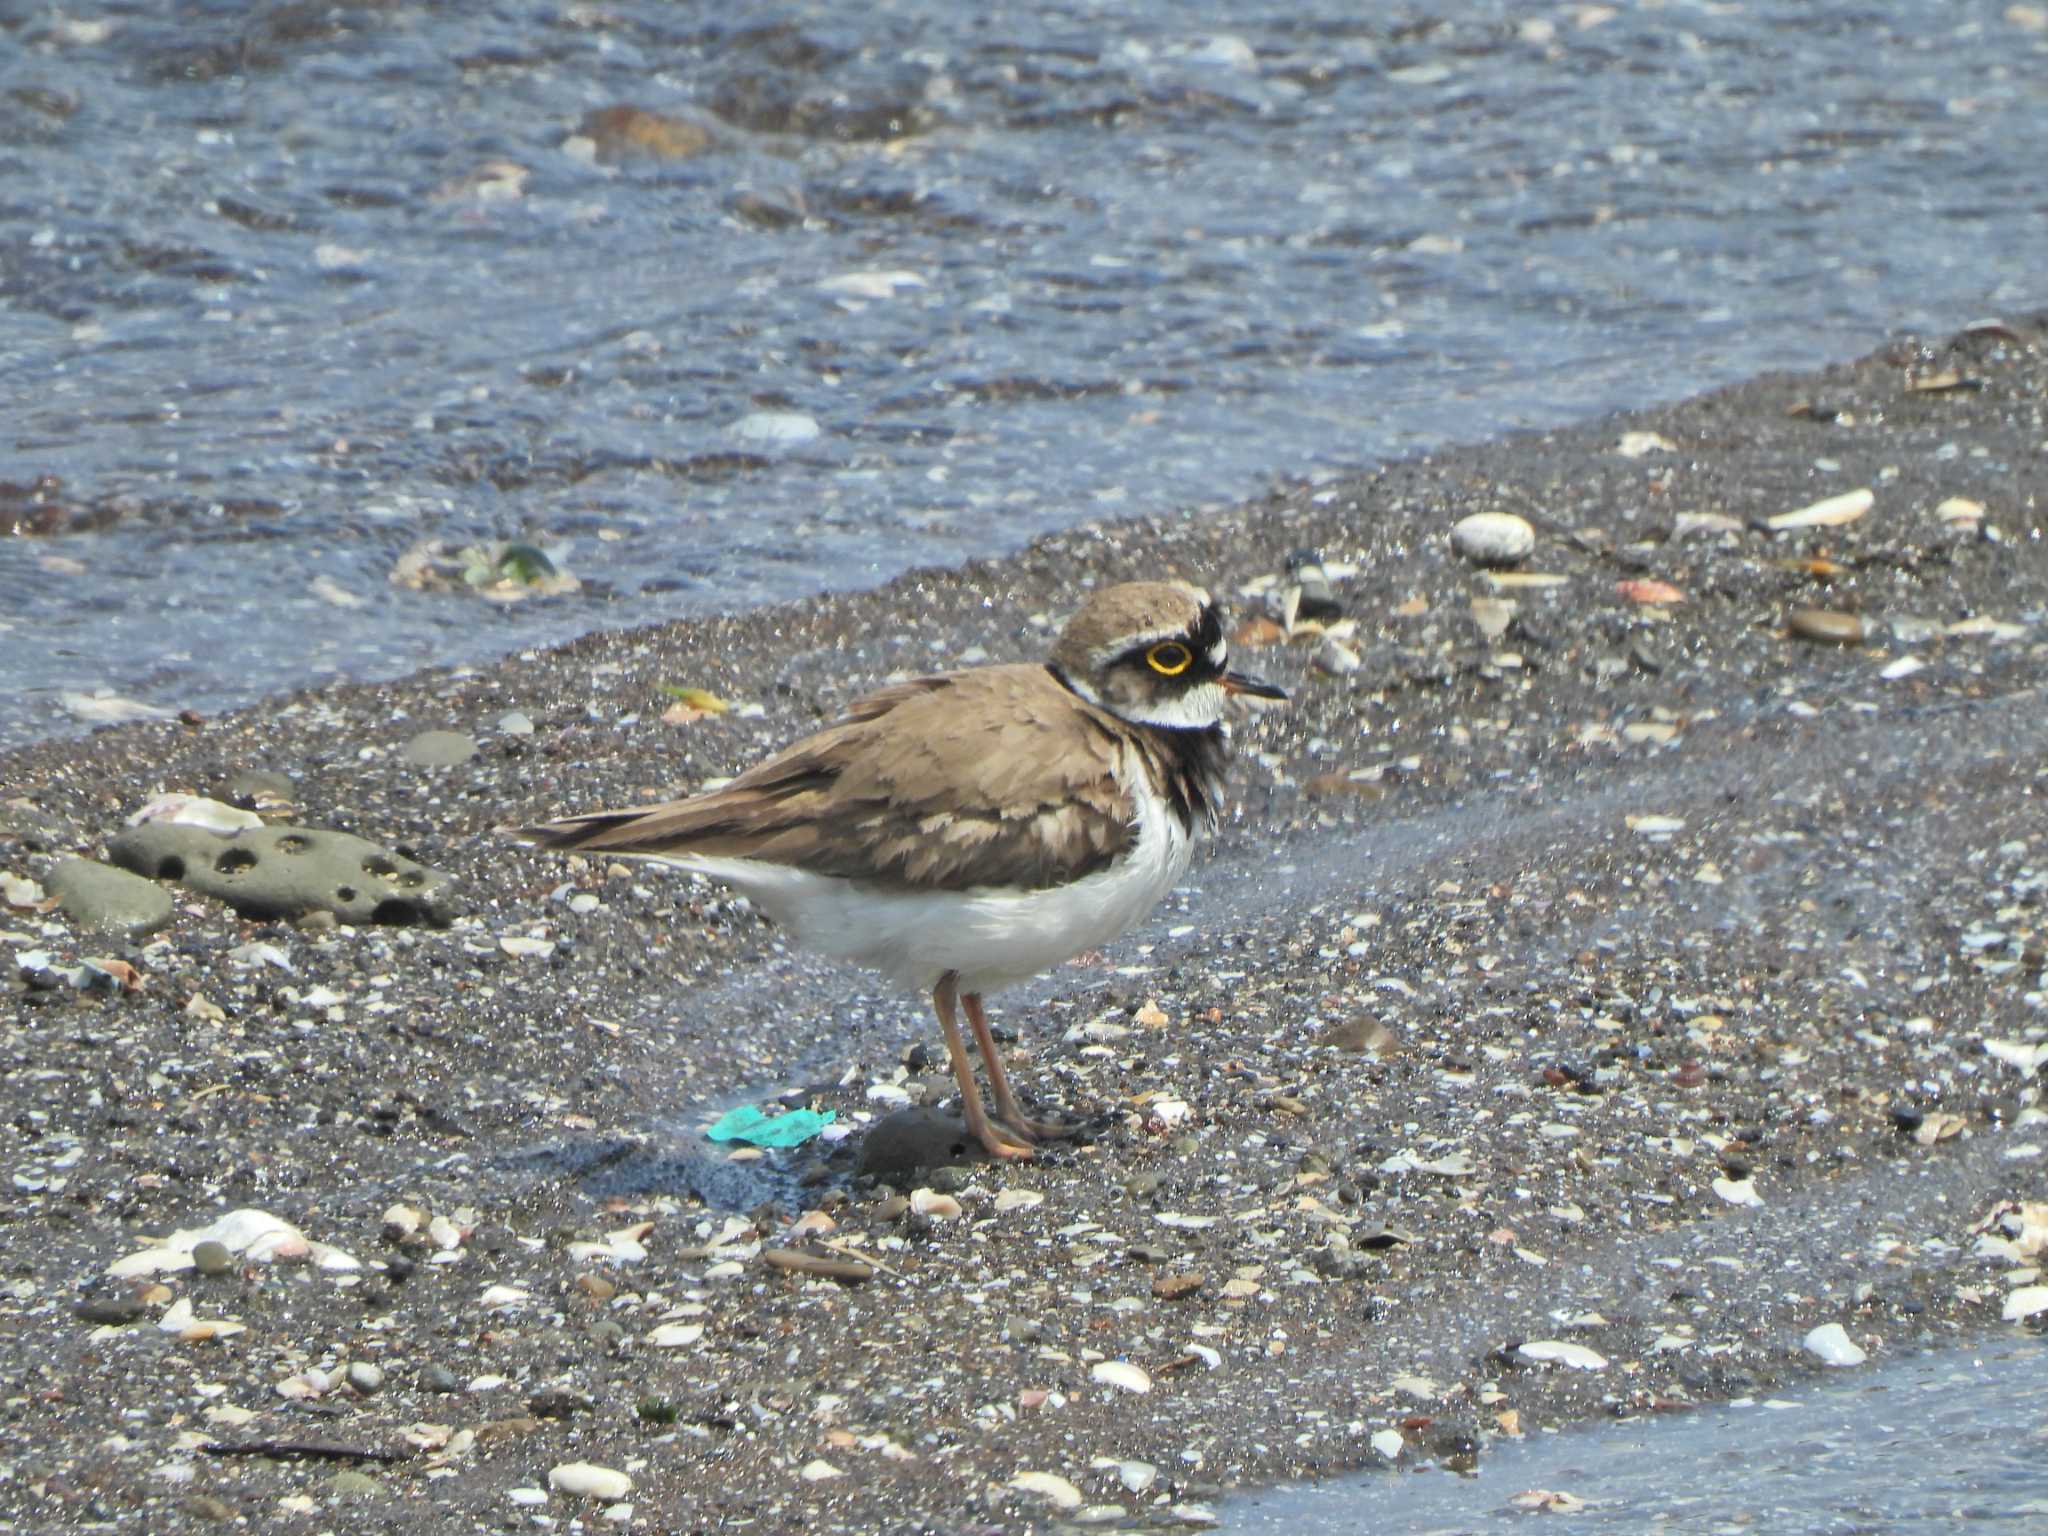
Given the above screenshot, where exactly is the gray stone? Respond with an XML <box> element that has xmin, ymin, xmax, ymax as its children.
<box><xmin>327</xmin><ymin>1469</ymin><xmax>379</xmax><ymax>1501</ymax></box>
<box><xmin>346</xmin><ymin>1361</ymin><xmax>384</xmax><ymax>1394</ymax></box>
<box><xmin>107</xmin><ymin>823</ymin><xmax>459</xmax><ymax>927</ymax></box>
<box><xmin>420</xmin><ymin>1363</ymin><xmax>461</xmax><ymax>1393</ymax></box>
<box><xmin>1450</xmin><ymin>511</ymin><xmax>1536</xmax><ymax>566</ymax></box>
<box><xmin>192</xmin><ymin>1240</ymin><xmax>233</xmax><ymax>1276</ymax></box>
<box><xmin>403</xmin><ymin>730</ymin><xmax>477</xmax><ymax>767</ymax></box>
<box><xmin>856</xmin><ymin>1107</ymin><xmax>978</xmax><ymax>1178</ymax></box>
<box><xmin>46</xmin><ymin>858</ymin><xmax>174</xmax><ymax>937</ymax></box>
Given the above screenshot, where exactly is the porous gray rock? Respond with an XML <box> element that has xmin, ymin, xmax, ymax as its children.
<box><xmin>107</xmin><ymin>823</ymin><xmax>458</xmax><ymax>926</ymax></box>
<box><xmin>855</xmin><ymin>1107</ymin><xmax>979</xmax><ymax>1178</ymax></box>
<box><xmin>46</xmin><ymin>858</ymin><xmax>175</xmax><ymax>937</ymax></box>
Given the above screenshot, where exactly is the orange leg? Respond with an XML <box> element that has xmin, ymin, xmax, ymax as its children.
<box><xmin>964</xmin><ymin>992</ymin><xmax>1077</xmax><ymax>1142</ymax></box>
<box><xmin>933</xmin><ymin>973</ymin><xmax>1034</xmax><ymax>1161</ymax></box>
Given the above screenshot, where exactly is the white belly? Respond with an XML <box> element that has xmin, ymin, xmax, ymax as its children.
<box><xmin>671</xmin><ymin>784</ymin><xmax>1193</xmax><ymax>996</ymax></box>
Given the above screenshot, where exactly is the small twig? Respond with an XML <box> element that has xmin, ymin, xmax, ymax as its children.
<box><xmin>201</xmin><ymin>1439</ymin><xmax>411</xmax><ymax>1464</ymax></box>
<box><xmin>819</xmin><ymin>1238</ymin><xmax>902</xmax><ymax>1277</ymax></box>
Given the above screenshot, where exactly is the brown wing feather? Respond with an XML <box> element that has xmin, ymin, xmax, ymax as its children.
<box><xmin>518</xmin><ymin>666</ymin><xmax>1138</xmax><ymax>892</ymax></box>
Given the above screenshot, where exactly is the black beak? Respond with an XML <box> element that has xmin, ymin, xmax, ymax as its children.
<box><xmin>1220</xmin><ymin>669</ymin><xmax>1288</xmax><ymax>702</ymax></box>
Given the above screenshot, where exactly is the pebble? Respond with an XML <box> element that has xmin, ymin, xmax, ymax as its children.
<box><xmin>75</xmin><ymin>1294</ymin><xmax>149</xmax><ymax>1326</ymax></box>
<box><xmin>1153</xmin><ymin>1271</ymin><xmax>1206</xmax><ymax>1300</ymax></box>
<box><xmin>1802</xmin><ymin>1322</ymin><xmax>1868</xmax><ymax>1366</ymax></box>
<box><xmin>421</xmin><ymin>1364</ymin><xmax>462</xmax><ymax>1393</ymax></box>
<box><xmin>495</xmin><ymin>709</ymin><xmax>536</xmax><ymax>736</ymax></box>
<box><xmin>1314</xmin><ymin>635</ymin><xmax>1361</xmax><ymax>675</ymax></box>
<box><xmin>1787</xmin><ymin>607</ymin><xmax>1867</xmax><ymax>645</ymax></box>
<box><xmin>346</xmin><ymin>1361</ymin><xmax>384</xmax><ymax>1394</ymax></box>
<box><xmin>328</xmin><ymin>1470</ymin><xmax>379</xmax><ymax>1501</ymax></box>
<box><xmin>402</xmin><ymin>729</ymin><xmax>478</xmax><ymax>767</ymax></box>
<box><xmin>549</xmin><ymin>1462</ymin><xmax>633</xmax><ymax>1500</ymax></box>
<box><xmin>191</xmin><ymin>1240</ymin><xmax>233</xmax><ymax>1277</ymax></box>
<box><xmin>1450</xmin><ymin>512</ymin><xmax>1536</xmax><ymax>566</ymax></box>
<box><xmin>45</xmin><ymin>858</ymin><xmax>174</xmax><ymax>938</ymax></box>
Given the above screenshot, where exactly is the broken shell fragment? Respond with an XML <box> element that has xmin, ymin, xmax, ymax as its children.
<box><xmin>1766</xmin><ymin>487</ymin><xmax>1872</xmax><ymax>531</ymax></box>
<box><xmin>1787</xmin><ymin>608</ymin><xmax>1866</xmax><ymax>645</ymax></box>
<box><xmin>1090</xmin><ymin>1360</ymin><xmax>1153</xmax><ymax>1394</ymax></box>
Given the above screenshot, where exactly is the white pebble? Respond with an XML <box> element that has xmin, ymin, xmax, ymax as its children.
<box><xmin>549</xmin><ymin>1462</ymin><xmax>633</xmax><ymax>1500</ymax></box>
<box><xmin>1802</xmin><ymin>1322</ymin><xmax>1867</xmax><ymax>1366</ymax></box>
<box><xmin>1450</xmin><ymin>512</ymin><xmax>1535</xmax><ymax>566</ymax></box>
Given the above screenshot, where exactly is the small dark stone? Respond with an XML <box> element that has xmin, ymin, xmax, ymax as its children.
<box><xmin>527</xmin><ymin>1386</ymin><xmax>593</xmax><ymax>1419</ymax></box>
<box><xmin>924</xmin><ymin>1164</ymin><xmax>973</xmax><ymax>1194</ymax></box>
<box><xmin>74</xmin><ymin>1294</ymin><xmax>148</xmax><ymax>1326</ymax></box>
<box><xmin>192</xmin><ymin>1239</ymin><xmax>233</xmax><ymax>1276</ymax></box>
<box><xmin>420</xmin><ymin>1363</ymin><xmax>462</xmax><ymax>1394</ymax></box>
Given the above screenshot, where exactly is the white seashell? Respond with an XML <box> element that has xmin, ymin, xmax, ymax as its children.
<box><xmin>2002</xmin><ymin>1285</ymin><xmax>2048</xmax><ymax>1322</ymax></box>
<box><xmin>1371</xmin><ymin>1429</ymin><xmax>1406</xmax><ymax>1459</ymax></box>
<box><xmin>799</xmin><ymin>1459</ymin><xmax>842</xmax><ymax>1481</ymax></box>
<box><xmin>125</xmin><ymin>794</ymin><xmax>264</xmax><ymax>833</ymax></box>
<box><xmin>1616</xmin><ymin>431</ymin><xmax>1676</xmax><ymax>457</ymax></box>
<box><xmin>1009</xmin><ymin>1471</ymin><xmax>1083</xmax><ymax>1510</ymax></box>
<box><xmin>1517</xmin><ymin>1339</ymin><xmax>1608</xmax><ymax>1370</ymax></box>
<box><xmin>1802</xmin><ymin>1322</ymin><xmax>1867</xmax><ymax>1366</ymax></box>
<box><xmin>993</xmin><ymin>1189</ymin><xmax>1044</xmax><ymax>1213</ymax></box>
<box><xmin>1712</xmin><ymin>1176</ymin><xmax>1764</xmax><ymax>1207</ymax></box>
<box><xmin>1766</xmin><ymin>487</ymin><xmax>1872</xmax><ymax>531</ymax></box>
<box><xmin>549</xmin><ymin>1462</ymin><xmax>633</xmax><ymax>1500</ymax></box>
<box><xmin>649</xmin><ymin>1323</ymin><xmax>704</xmax><ymax>1348</ymax></box>
<box><xmin>1627</xmin><ymin>814</ymin><xmax>1687</xmax><ymax>837</ymax></box>
<box><xmin>910</xmin><ymin>1189</ymin><xmax>963</xmax><ymax>1219</ymax></box>
<box><xmin>1090</xmin><ymin>1361</ymin><xmax>1152</xmax><ymax>1394</ymax></box>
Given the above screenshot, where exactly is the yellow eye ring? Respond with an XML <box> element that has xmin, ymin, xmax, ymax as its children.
<box><xmin>1146</xmin><ymin>642</ymin><xmax>1193</xmax><ymax>676</ymax></box>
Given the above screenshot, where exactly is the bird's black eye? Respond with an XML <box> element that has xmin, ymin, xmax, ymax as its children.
<box><xmin>1146</xmin><ymin>641</ymin><xmax>1192</xmax><ymax>676</ymax></box>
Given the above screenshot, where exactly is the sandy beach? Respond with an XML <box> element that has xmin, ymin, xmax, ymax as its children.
<box><xmin>4</xmin><ymin>313</ymin><xmax>2046</xmax><ymax>1532</ymax></box>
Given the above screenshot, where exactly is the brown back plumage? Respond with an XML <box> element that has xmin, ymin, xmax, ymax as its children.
<box><xmin>520</xmin><ymin>665</ymin><xmax>1146</xmax><ymax>892</ymax></box>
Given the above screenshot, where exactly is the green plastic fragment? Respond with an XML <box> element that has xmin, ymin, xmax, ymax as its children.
<box><xmin>706</xmin><ymin>1104</ymin><xmax>835</xmax><ymax>1148</ymax></box>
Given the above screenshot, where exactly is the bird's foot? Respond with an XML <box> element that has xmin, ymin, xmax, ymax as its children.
<box><xmin>974</xmin><ymin>1126</ymin><xmax>1038</xmax><ymax>1161</ymax></box>
<box><xmin>999</xmin><ymin>1111</ymin><xmax>1082</xmax><ymax>1144</ymax></box>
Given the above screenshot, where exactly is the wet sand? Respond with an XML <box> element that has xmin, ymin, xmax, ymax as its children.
<box><xmin>3</xmin><ymin>314</ymin><xmax>2046</xmax><ymax>1531</ymax></box>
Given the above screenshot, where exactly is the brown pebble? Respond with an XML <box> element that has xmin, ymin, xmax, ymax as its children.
<box><xmin>580</xmin><ymin>105</ymin><xmax>712</xmax><ymax>162</ymax></box>
<box><xmin>1304</xmin><ymin>773</ymin><xmax>1387</xmax><ymax>802</ymax></box>
<box><xmin>1152</xmin><ymin>1271</ymin><xmax>1207</xmax><ymax>1300</ymax></box>
<box><xmin>1787</xmin><ymin>607</ymin><xmax>1866</xmax><ymax>644</ymax></box>
<box><xmin>763</xmin><ymin>1248</ymin><xmax>873</xmax><ymax>1284</ymax></box>
<box><xmin>872</xmin><ymin>1195</ymin><xmax>911</xmax><ymax>1222</ymax></box>
<box><xmin>472</xmin><ymin>1416</ymin><xmax>542</xmax><ymax>1444</ymax></box>
<box><xmin>574</xmin><ymin>1273</ymin><xmax>616</xmax><ymax>1301</ymax></box>
<box><xmin>1322</xmin><ymin>1017</ymin><xmax>1398</xmax><ymax>1056</ymax></box>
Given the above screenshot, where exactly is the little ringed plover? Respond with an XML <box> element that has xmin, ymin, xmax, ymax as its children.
<box><xmin>519</xmin><ymin>580</ymin><xmax>1286</xmax><ymax>1160</ymax></box>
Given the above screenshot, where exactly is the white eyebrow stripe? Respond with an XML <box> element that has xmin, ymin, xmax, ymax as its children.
<box><xmin>1087</xmin><ymin>627</ymin><xmax>1194</xmax><ymax>672</ymax></box>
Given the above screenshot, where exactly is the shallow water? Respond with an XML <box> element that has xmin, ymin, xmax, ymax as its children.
<box><xmin>3</xmin><ymin>1</ymin><xmax>2045</xmax><ymax>745</ymax></box>
<box><xmin>1227</xmin><ymin>1340</ymin><xmax>2048</xmax><ymax>1534</ymax></box>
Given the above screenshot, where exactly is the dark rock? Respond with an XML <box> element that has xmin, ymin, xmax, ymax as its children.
<box><xmin>856</xmin><ymin>1106</ymin><xmax>977</xmax><ymax>1178</ymax></box>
